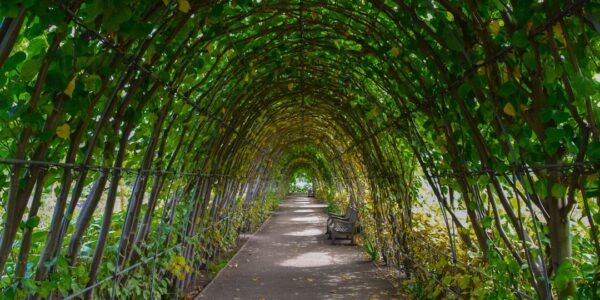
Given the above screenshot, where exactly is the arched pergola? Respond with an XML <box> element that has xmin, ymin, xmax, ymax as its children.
<box><xmin>0</xmin><ymin>0</ymin><xmax>598</xmax><ymax>298</ymax></box>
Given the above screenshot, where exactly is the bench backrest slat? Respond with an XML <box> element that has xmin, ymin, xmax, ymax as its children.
<box><xmin>344</xmin><ymin>205</ymin><xmax>352</xmax><ymax>216</ymax></box>
<box><xmin>347</xmin><ymin>207</ymin><xmax>358</xmax><ymax>223</ymax></box>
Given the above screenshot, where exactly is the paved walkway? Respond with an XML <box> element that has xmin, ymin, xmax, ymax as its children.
<box><xmin>197</xmin><ymin>194</ymin><xmax>398</xmax><ymax>300</ymax></box>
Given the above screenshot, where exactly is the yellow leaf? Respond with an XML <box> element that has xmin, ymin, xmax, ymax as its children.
<box><xmin>56</xmin><ymin>124</ymin><xmax>70</xmax><ymax>139</ymax></box>
<box><xmin>435</xmin><ymin>135</ymin><xmax>445</xmax><ymax>146</ymax></box>
<box><xmin>206</xmin><ymin>44</ymin><xmax>214</xmax><ymax>53</ymax></box>
<box><xmin>489</xmin><ymin>20</ymin><xmax>501</xmax><ymax>35</ymax></box>
<box><xmin>390</xmin><ymin>47</ymin><xmax>400</xmax><ymax>57</ymax></box>
<box><xmin>288</xmin><ymin>82</ymin><xmax>294</xmax><ymax>91</ymax></box>
<box><xmin>64</xmin><ymin>76</ymin><xmax>77</xmax><ymax>98</ymax></box>
<box><xmin>178</xmin><ymin>0</ymin><xmax>191</xmax><ymax>13</ymax></box>
<box><xmin>476</xmin><ymin>60</ymin><xmax>486</xmax><ymax>75</ymax></box>
<box><xmin>503</xmin><ymin>102</ymin><xmax>516</xmax><ymax>117</ymax></box>
<box><xmin>553</xmin><ymin>24</ymin><xmax>566</xmax><ymax>45</ymax></box>
<box><xmin>519</xmin><ymin>104</ymin><xmax>529</xmax><ymax>112</ymax></box>
<box><xmin>446</xmin><ymin>12</ymin><xmax>454</xmax><ymax>22</ymax></box>
<box><xmin>501</xmin><ymin>68</ymin><xmax>509</xmax><ymax>83</ymax></box>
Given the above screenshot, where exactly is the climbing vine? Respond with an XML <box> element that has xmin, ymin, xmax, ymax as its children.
<box><xmin>0</xmin><ymin>0</ymin><xmax>598</xmax><ymax>299</ymax></box>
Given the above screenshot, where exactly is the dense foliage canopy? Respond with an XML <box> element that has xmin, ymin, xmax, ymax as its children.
<box><xmin>0</xmin><ymin>0</ymin><xmax>599</xmax><ymax>298</ymax></box>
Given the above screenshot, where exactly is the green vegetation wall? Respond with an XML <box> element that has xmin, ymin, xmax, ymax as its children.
<box><xmin>0</xmin><ymin>0</ymin><xmax>599</xmax><ymax>299</ymax></box>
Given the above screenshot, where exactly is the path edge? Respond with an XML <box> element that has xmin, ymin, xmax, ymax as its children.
<box><xmin>195</xmin><ymin>208</ymin><xmax>276</xmax><ymax>298</ymax></box>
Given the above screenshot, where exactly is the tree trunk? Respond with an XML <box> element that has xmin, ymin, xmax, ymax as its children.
<box><xmin>548</xmin><ymin>195</ymin><xmax>575</xmax><ymax>298</ymax></box>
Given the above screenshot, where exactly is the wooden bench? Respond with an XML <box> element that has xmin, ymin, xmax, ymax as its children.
<box><xmin>326</xmin><ymin>206</ymin><xmax>359</xmax><ymax>245</ymax></box>
<box><xmin>325</xmin><ymin>206</ymin><xmax>351</xmax><ymax>236</ymax></box>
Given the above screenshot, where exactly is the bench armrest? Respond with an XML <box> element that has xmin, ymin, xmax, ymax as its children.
<box><xmin>327</xmin><ymin>212</ymin><xmax>345</xmax><ymax>218</ymax></box>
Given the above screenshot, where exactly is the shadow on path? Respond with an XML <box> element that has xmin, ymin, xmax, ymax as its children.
<box><xmin>197</xmin><ymin>195</ymin><xmax>399</xmax><ymax>300</ymax></box>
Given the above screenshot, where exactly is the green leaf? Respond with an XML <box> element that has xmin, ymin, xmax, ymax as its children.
<box><xmin>587</xmin><ymin>142</ymin><xmax>600</xmax><ymax>161</ymax></box>
<box><xmin>32</xmin><ymin>230</ymin><xmax>48</xmax><ymax>242</ymax></box>
<box><xmin>523</xmin><ymin>51</ymin><xmax>536</xmax><ymax>69</ymax></box>
<box><xmin>554</xmin><ymin>259</ymin><xmax>576</xmax><ymax>292</ymax></box>
<box><xmin>552</xmin><ymin>111</ymin><xmax>570</xmax><ymax>124</ymax></box>
<box><xmin>43</xmin><ymin>257</ymin><xmax>58</xmax><ymax>268</ymax></box>
<box><xmin>20</xmin><ymin>58</ymin><xmax>42</xmax><ymax>81</ymax></box>
<box><xmin>3</xmin><ymin>285</ymin><xmax>16</xmax><ymax>299</ymax></box>
<box><xmin>513</xmin><ymin>2</ymin><xmax>532</xmax><ymax>23</ymax></box>
<box><xmin>27</xmin><ymin>37</ymin><xmax>48</xmax><ymax>56</ymax></box>
<box><xmin>4</xmin><ymin>51</ymin><xmax>26</xmax><ymax>70</ymax></box>
<box><xmin>545</xmin><ymin>127</ymin><xmax>565</xmax><ymax>143</ymax></box>
<box><xmin>481</xmin><ymin>216</ymin><xmax>493</xmax><ymax>229</ymax></box>
<box><xmin>511</xmin><ymin>30</ymin><xmax>529</xmax><ymax>48</ymax></box>
<box><xmin>104</xmin><ymin>6</ymin><xmax>133</xmax><ymax>32</ymax></box>
<box><xmin>25</xmin><ymin>216</ymin><xmax>40</xmax><ymax>229</ymax></box>
<box><xmin>543</xmin><ymin>64</ymin><xmax>562</xmax><ymax>85</ymax></box>
<box><xmin>458</xmin><ymin>82</ymin><xmax>472</xmax><ymax>99</ymax></box>
<box><xmin>570</xmin><ymin>75</ymin><xmax>596</xmax><ymax>98</ymax></box>
<box><xmin>499</xmin><ymin>82</ymin><xmax>517</xmax><ymax>98</ymax></box>
<box><xmin>555</xmin><ymin>273</ymin><xmax>569</xmax><ymax>292</ymax></box>
<box><xmin>535</xmin><ymin>179</ymin><xmax>548</xmax><ymax>199</ymax></box>
<box><xmin>439</xmin><ymin>25</ymin><xmax>463</xmax><ymax>52</ymax></box>
<box><xmin>551</xmin><ymin>183</ymin><xmax>567</xmax><ymax>198</ymax></box>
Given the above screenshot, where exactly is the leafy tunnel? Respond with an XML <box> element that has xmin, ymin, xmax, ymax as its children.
<box><xmin>0</xmin><ymin>0</ymin><xmax>599</xmax><ymax>298</ymax></box>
